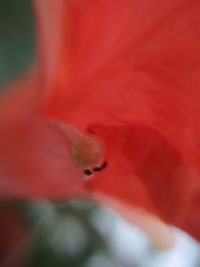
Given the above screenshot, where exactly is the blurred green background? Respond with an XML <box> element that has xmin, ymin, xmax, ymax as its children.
<box><xmin>0</xmin><ymin>1</ymin><xmax>200</xmax><ymax>267</ymax></box>
<box><xmin>0</xmin><ymin>0</ymin><xmax>34</xmax><ymax>86</ymax></box>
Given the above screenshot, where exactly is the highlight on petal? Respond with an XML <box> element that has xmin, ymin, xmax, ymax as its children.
<box><xmin>32</xmin><ymin>0</ymin><xmax>67</xmax><ymax>98</ymax></box>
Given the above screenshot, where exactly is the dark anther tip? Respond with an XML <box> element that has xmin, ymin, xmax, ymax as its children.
<box><xmin>83</xmin><ymin>161</ymin><xmax>108</xmax><ymax>176</ymax></box>
<box><xmin>93</xmin><ymin>161</ymin><xmax>108</xmax><ymax>172</ymax></box>
<box><xmin>83</xmin><ymin>169</ymin><xmax>93</xmax><ymax>176</ymax></box>
<box><xmin>100</xmin><ymin>161</ymin><xmax>108</xmax><ymax>170</ymax></box>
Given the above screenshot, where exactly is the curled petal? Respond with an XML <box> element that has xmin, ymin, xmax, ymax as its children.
<box><xmin>88</xmin><ymin>125</ymin><xmax>200</xmax><ymax>242</ymax></box>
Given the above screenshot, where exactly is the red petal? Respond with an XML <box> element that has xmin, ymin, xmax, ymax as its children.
<box><xmin>88</xmin><ymin>126</ymin><xmax>178</xmax><ymax>217</ymax></box>
<box><xmin>88</xmin><ymin>125</ymin><xmax>200</xmax><ymax>241</ymax></box>
<box><xmin>33</xmin><ymin>0</ymin><xmax>200</xmax><ymax>112</ymax></box>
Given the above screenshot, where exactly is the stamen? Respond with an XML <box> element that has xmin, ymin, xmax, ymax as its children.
<box><xmin>51</xmin><ymin>120</ymin><xmax>105</xmax><ymax>169</ymax></box>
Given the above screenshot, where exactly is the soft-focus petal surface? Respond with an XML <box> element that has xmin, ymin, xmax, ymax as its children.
<box><xmin>88</xmin><ymin>125</ymin><xmax>200</xmax><ymax>241</ymax></box>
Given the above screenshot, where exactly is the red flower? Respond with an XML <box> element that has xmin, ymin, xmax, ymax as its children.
<box><xmin>1</xmin><ymin>0</ymin><xmax>200</xmax><ymax>248</ymax></box>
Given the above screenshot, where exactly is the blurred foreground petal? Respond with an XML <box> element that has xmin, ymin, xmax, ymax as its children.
<box><xmin>0</xmin><ymin>117</ymin><xmax>84</xmax><ymax>198</ymax></box>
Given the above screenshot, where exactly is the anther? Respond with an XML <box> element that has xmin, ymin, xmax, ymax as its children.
<box><xmin>93</xmin><ymin>161</ymin><xmax>108</xmax><ymax>172</ymax></box>
<box><xmin>83</xmin><ymin>169</ymin><xmax>94</xmax><ymax>176</ymax></box>
<box><xmin>83</xmin><ymin>161</ymin><xmax>108</xmax><ymax>177</ymax></box>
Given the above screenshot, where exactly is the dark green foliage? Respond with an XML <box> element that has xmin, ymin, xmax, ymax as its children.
<box><xmin>0</xmin><ymin>0</ymin><xmax>35</xmax><ymax>86</ymax></box>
